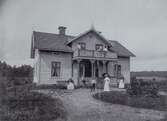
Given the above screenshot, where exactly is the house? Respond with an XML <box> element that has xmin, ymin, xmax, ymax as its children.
<box><xmin>30</xmin><ymin>26</ymin><xmax>135</xmax><ymax>86</ymax></box>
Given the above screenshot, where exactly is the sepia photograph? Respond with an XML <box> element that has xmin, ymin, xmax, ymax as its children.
<box><xmin>0</xmin><ymin>0</ymin><xmax>167</xmax><ymax>121</ymax></box>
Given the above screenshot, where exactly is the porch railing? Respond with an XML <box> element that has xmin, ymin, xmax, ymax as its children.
<box><xmin>73</xmin><ymin>49</ymin><xmax>117</xmax><ymax>59</ymax></box>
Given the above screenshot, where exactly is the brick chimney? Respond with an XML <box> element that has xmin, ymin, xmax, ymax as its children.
<box><xmin>58</xmin><ymin>26</ymin><xmax>66</xmax><ymax>35</ymax></box>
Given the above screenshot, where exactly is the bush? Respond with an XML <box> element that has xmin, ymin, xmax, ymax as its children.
<box><xmin>1</xmin><ymin>91</ymin><xmax>67</xmax><ymax>121</ymax></box>
<box><xmin>127</xmin><ymin>78</ymin><xmax>158</xmax><ymax>97</ymax></box>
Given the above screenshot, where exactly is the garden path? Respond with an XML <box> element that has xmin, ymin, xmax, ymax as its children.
<box><xmin>46</xmin><ymin>89</ymin><xmax>166</xmax><ymax>121</ymax></box>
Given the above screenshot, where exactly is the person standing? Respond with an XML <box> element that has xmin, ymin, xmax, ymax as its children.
<box><xmin>91</xmin><ymin>78</ymin><xmax>96</xmax><ymax>92</ymax></box>
<box><xmin>104</xmin><ymin>74</ymin><xmax>110</xmax><ymax>91</ymax></box>
<box><xmin>118</xmin><ymin>79</ymin><xmax>125</xmax><ymax>89</ymax></box>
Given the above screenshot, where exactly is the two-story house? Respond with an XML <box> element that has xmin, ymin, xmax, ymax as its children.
<box><xmin>30</xmin><ymin>26</ymin><xmax>135</xmax><ymax>86</ymax></box>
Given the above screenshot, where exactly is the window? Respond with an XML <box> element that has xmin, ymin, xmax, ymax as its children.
<box><xmin>51</xmin><ymin>62</ymin><xmax>61</xmax><ymax>77</ymax></box>
<box><xmin>95</xmin><ymin>44</ymin><xmax>103</xmax><ymax>51</ymax></box>
<box><xmin>78</xmin><ymin>42</ymin><xmax>86</xmax><ymax>50</ymax></box>
<box><xmin>114</xmin><ymin>64</ymin><xmax>121</xmax><ymax>74</ymax></box>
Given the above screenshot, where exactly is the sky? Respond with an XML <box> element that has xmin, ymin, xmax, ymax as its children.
<box><xmin>0</xmin><ymin>0</ymin><xmax>167</xmax><ymax>71</ymax></box>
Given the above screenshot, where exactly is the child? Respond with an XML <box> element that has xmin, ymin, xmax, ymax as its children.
<box><xmin>91</xmin><ymin>78</ymin><xmax>96</xmax><ymax>92</ymax></box>
<box><xmin>67</xmin><ymin>78</ymin><xmax>74</xmax><ymax>90</ymax></box>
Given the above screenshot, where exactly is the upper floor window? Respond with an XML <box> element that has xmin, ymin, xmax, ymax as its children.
<box><xmin>95</xmin><ymin>44</ymin><xmax>103</xmax><ymax>51</ymax></box>
<box><xmin>78</xmin><ymin>42</ymin><xmax>86</xmax><ymax>50</ymax></box>
<box><xmin>51</xmin><ymin>62</ymin><xmax>61</xmax><ymax>77</ymax></box>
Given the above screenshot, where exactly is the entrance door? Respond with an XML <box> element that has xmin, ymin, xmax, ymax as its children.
<box><xmin>84</xmin><ymin>60</ymin><xmax>92</xmax><ymax>77</ymax></box>
<box><xmin>95</xmin><ymin>63</ymin><xmax>99</xmax><ymax>77</ymax></box>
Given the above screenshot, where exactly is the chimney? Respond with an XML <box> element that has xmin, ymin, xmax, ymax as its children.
<box><xmin>58</xmin><ymin>26</ymin><xmax>66</xmax><ymax>35</ymax></box>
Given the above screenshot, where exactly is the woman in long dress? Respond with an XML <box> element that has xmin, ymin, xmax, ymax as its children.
<box><xmin>118</xmin><ymin>79</ymin><xmax>124</xmax><ymax>89</ymax></box>
<box><xmin>104</xmin><ymin>74</ymin><xmax>110</xmax><ymax>91</ymax></box>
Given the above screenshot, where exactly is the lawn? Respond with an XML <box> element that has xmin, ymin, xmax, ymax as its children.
<box><xmin>93</xmin><ymin>91</ymin><xmax>167</xmax><ymax>111</ymax></box>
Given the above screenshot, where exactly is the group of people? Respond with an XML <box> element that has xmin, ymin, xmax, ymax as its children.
<box><xmin>90</xmin><ymin>74</ymin><xmax>111</xmax><ymax>92</ymax></box>
<box><xmin>67</xmin><ymin>74</ymin><xmax>125</xmax><ymax>91</ymax></box>
<box><xmin>91</xmin><ymin>74</ymin><xmax>125</xmax><ymax>92</ymax></box>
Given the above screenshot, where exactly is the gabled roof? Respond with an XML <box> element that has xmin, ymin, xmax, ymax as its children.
<box><xmin>109</xmin><ymin>40</ymin><xmax>135</xmax><ymax>57</ymax></box>
<box><xmin>31</xmin><ymin>31</ymin><xmax>75</xmax><ymax>58</ymax></box>
<box><xmin>67</xmin><ymin>28</ymin><xmax>111</xmax><ymax>45</ymax></box>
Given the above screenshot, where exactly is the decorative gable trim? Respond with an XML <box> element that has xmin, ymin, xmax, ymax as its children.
<box><xmin>67</xmin><ymin>28</ymin><xmax>111</xmax><ymax>46</ymax></box>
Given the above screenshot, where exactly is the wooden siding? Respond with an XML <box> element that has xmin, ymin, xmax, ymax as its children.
<box><xmin>72</xmin><ymin>32</ymin><xmax>107</xmax><ymax>51</ymax></box>
<box><xmin>39</xmin><ymin>52</ymin><xmax>72</xmax><ymax>84</ymax></box>
<box><xmin>117</xmin><ymin>57</ymin><xmax>130</xmax><ymax>83</ymax></box>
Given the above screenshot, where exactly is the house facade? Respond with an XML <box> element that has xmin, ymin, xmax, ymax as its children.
<box><xmin>30</xmin><ymin>26</ymin><xmax>135</xmax><ymax>86</ymax></box>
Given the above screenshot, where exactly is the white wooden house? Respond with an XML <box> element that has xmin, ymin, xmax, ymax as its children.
<box><xmin>30</xmin><ymin>26</ymin><xmax>135</xmax><ymax>86</ymax></box>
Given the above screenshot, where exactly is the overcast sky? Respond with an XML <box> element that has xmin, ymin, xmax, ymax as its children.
<box><xmin>0</xmin><ymin>0</ymin><xmax>167</xmax><ymax>71</ymax></box>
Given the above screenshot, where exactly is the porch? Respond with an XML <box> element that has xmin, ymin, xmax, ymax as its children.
<box><xmin>72</xmin><ymin>59</ymin><xmax>120</xmax><ymax>86</ymax></box>
<box><xmin>72</xmin><ymin>49</ymin><xmax>124</xmax><ymax>87</ymax></box>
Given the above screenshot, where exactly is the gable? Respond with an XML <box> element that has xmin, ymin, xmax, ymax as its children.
<box><xmin>71</xmin><ymin>31</ymin><xmax>110</xmax><ymax>51</ymax></box>
<box><xmin>68</xmin><ymin>29</ymin><xmax>111</xmax><ymax>45</ymax></box>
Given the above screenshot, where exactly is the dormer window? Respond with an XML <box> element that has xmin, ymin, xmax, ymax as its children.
<box><xmin>78</xmin><ymin>42</ymin><xmax>86</xmax><ymax>50</ymax></box>
<box><xmin>96</xmin><ymin>44</ymin><xmax>103</xmax><ymax>51</ymax></box>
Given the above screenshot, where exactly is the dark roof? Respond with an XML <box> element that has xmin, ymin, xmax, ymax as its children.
<box><xmin>31</xmin><ymin>31</ymin><xmax>75</xmax><ymax>58</ymax></box>
<box><xmin>31</xmin><ymin>29</ymin><xmax>135</xmax><ymax>58</ymax></box>
<box><xmin>109</xmin><ymin>40</ymin><xmax>135</xmax><ymax>57</ymax></box>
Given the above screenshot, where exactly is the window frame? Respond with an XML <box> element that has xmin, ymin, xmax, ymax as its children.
<box><xmin>95</xmin><ymin>44</ymin><xmax>103</xmax><ymax>51</ymax></box>
<box><xmin>51</xmin><ymin>61</ymin><xmax>61</xmax><ymax>77</ymax></box>
<box><xmin>78</xmin><ymin>42</ymin><xmax>86</xmax><ymax>50</ymax></box>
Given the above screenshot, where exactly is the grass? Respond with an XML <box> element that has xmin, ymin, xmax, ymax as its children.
<box><xmin>93</xmin><ymin>91</ymin><xmax>167</xmax><ymax>111</ymax></box>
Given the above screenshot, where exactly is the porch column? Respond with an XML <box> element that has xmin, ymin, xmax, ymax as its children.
<box><xmin>102</xmin><ymin>60</ymin><xmax>107</xmax><ymax>74</ymax></box>
<box><xmin>76</xmin><ymin>59</ymin><xmax>81</xmax><ymax>85</ymax></box>
<box><xmin>83</xmin><ymin>63</ymin><xmax>85</xmax><ymax>78</ymax></box>
<box><xmin>90</xmin><ymin>60</ymin><xmax>95</xmax><ymax>78</ymax></box>
<box><xmin>106</xmin><ymin>61</ymin><xmax>109</xmax><ymax>74</ymax></box>
<box><xmin>97</xmin><ymin>61</ymin><xmax>100</xmax><ymax>77</ymax></box>
<box><xmin>114</xmin><ymin>61</ymin><xmax>118</xmax><ymax>78</ymax></box>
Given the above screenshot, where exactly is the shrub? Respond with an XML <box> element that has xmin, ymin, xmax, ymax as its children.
<box><xmin>127</xmin><ymin>78</ymin><xmax>142</xmax><ymax>96</ymax></box>
<box><xmin>1</xmin><ymin>91</ymin><xmax>67</xmax><ymax>121</ymax></box>
<box><xmin>127</xmin><ymin>78</ymin><xmax>158</xmax><ymax>97</ymax></box>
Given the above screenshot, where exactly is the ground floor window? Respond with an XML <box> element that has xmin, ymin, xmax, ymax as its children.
<box><xmin>114</xmin><ymin>64</ymin><xmax>121</xmax><ymax>75</ymax></box>
<box><xmin>51</xmin><ymin>62</ymin><xmax>61</xmax><ymax>77</ymax></box>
